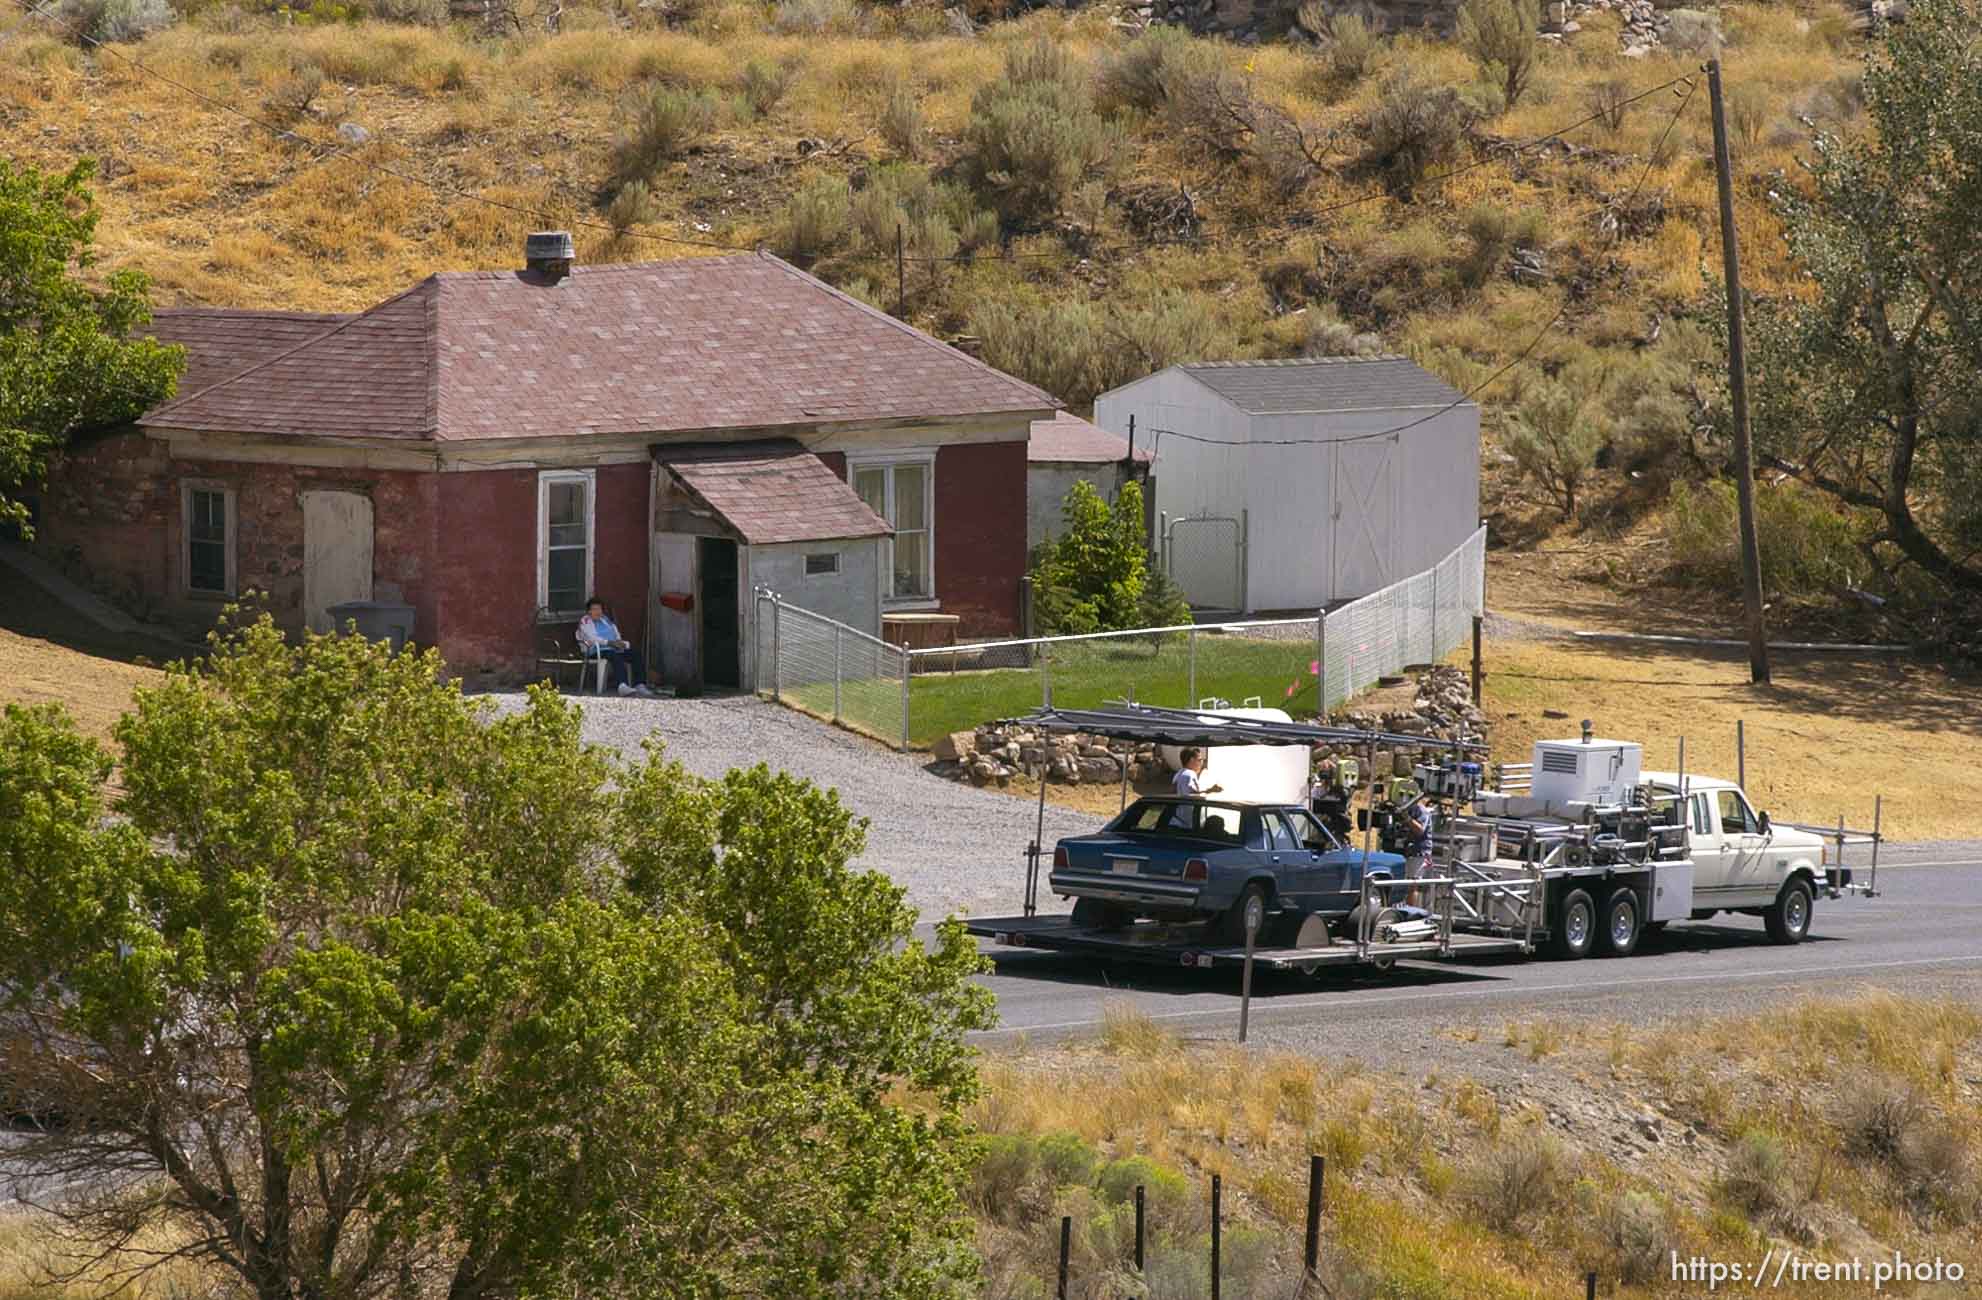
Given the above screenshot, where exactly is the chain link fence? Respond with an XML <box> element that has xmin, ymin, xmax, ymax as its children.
<box><xmin>753</xmin><ymin>591</ymin><xmax>909</xmax><ymax>744</ymax></box>
<box><xmin>1162</xmin><ymin>513</ymin><xmax>1245</xmax><ymax>612</ymax></box>
<box><xmin>754</xmin><ymin>526</ymin><xmax>1485</xmax><ymax>749</ymax></box>
<box><xmin>1318</xmin><ymin>526</ymin><xmax>1487</xmax><ymax>711</ymax></box>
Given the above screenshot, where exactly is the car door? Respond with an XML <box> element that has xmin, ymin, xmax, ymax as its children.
<box><xmin>1256</xmin><ymin>811</ymin><xmax>1312</xmax><ymax>906</ymax></box>
<box><xmin>1275</xmin><ymin>809</ymin><xmax>1336</xmax><ymax>909</ymax></box>
<box><xmin>1713</xmin><ymin>787</ymin><xmax>1773</xmax><ymax>902</ymax></box>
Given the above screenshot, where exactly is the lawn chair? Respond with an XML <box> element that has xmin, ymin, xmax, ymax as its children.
<box><xmin>533</xmin><ymin>612</ymin><xmax>609</xmax><ymax>694</ymax></box>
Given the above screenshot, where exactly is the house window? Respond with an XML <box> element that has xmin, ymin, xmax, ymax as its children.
<box><xmin>851</xmin><ymin>458</ymin><xmax>932</xmax><ymax>603</ymax></box>
<box><xmin>804</xmin><ymin>552</ymin><xmax>840</xmax><ymax>577</ymax></box>
<box><xmin>537</xmin><ymin>470</ymin><xmax>595</xmax><ymax>616</ymax></box>
<box><xmin>181</xmin><ymin>481</ymin><xmax>236</xmax><ymax>596</ymax></box>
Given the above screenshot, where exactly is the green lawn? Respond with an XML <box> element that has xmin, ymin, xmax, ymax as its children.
<box><xmin>898</xmin><ymin>629</ymin><xmax>1325</xmax><ymax>747</ymax></box>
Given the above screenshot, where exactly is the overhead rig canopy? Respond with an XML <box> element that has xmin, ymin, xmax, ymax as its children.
<box><xmin>1000</xmin><ymin>705</ymin><xmax>1486</xmax><ymax>754</ymax></box>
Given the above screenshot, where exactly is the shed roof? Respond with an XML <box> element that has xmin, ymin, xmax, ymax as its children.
<box><xmin>1027</xmin><ymin>411</ymin><xmax>1153</xmax><ymax>465</ymax></box>
<box><xmin>1177</xmin><ymin>357</ymin><xmax>1471</xmax><ymax>415</ymax></box>
<box><xmin>657</xmin><ymin>440</ymin><xmax>891</xmax><ymax>546</ymax></box>
<box><xmin>143</xmin><ymin>254</ymin><xmax>1058</xmax><ymax>442</ymax></box>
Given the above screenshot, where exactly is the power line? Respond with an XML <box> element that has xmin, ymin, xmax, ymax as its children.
<box><xmin>1145</xmin><ymin>76</ymin><xmax>1700</xmax><ymax>458</ymax></box>
<box><xmin>18</xmin><ymin>0</ymin><xmax>1696</xmax><ymax>274</ymax></box>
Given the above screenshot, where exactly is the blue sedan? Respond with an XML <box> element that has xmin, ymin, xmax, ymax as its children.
<box><xmin>1048</xmin><ymin>796</ymin><xmax>1408</xmax><ymax>943</ymax></box>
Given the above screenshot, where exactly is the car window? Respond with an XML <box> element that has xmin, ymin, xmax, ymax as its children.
<box><xmin>1692</xmin><ymin>793</ymin><xmax>1713</xmax><ymax>837</ymax></box>
<box><xmin>1262</xmin><ymin>813</ymin><xmax>1301</xmax><ymax>852</ymax></box>
<box><xmin>1716</xmin><ymin>789</ymin><xmax>1756</xmax><ymax>836</ymax></box>
<box><xmin>1240</xmin><ymin>811</ymin><xmax>1270</xmax><ymax>851</ymax></box>
<box><xmin>1285</xmin><ymin>809</ymin><xmax>1338</xmax><ymax>851</ymax></box>
<box><xmin>1201</xmin><ymin>810</ymin><xmax>1240</xmax><ymax>843</ymax></box>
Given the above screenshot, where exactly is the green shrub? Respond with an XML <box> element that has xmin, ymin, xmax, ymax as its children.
<box><xmin>879</xmin><ymin>77</ymin><xmax>924</xmax><ymax>158</ymax></box>
<box><xmin>1502</xmin><ymin>376</ymin><xmax>1607</xmax><ymax>519</ymax></box>
<box><xmin>1035</xmin><ymin>1132</ymin><xmax>1100</xmax><ymax>1187</ymax></box>
<box><xmin>1464</xmin><ymin>1131</ymin><xmax>1566</xmax><ymax>1231</ymax></box>
<box><xmin>1299</xmin><ymin>3</ymin><xmax>1380</xmax><ymax>88</ymax></box>
<box><xmin>737</xmin><ymin>58</ymin><xmax>796</xmax><ymax>117</ymax></box>
<box><xmin>1717</xmin><ymin>1129</ymin><xmax>1794</xmax><ymax>1218</ymax></box>
<box><xmin>52</xmin><ymin>0</ymin><xmax>173</xmax><ymax>43</ymax></box>
<box><xmin>962</xmin><ymin>38</ymin><xmax>1120</xmax><ymax>224</ymax></box>
<box><xmin>1096</xmin><ymin>24</ymin><xmax>1218</xmax><ymax>116</ymax></box>
<box><xmin>1030</xmin><ymin>479</ymin><xmax>1155</xmax><ymax>635</ymax></box>
<box><xmin>969</xmin><ymin>290</ymin><xmax>1236</xmax><ymax>408</ymax></box>
<box><xmin>606</xmin><ymin>179</ymin><xmax>660</xmax><ymax>235</ymax></box>
<box><xmin>775</xmin><ymin>173</ymin><xmax>852</xmax><ymax>265</ymax></box>
<box><xmin>1360</xmin><ymin>72</ymin><xmax>1477</xmax><ymax>196</ymax></box>
<box><xmin>1456</xmin><ymin>0</ymin><xmax>1539</xmax><ymax>109</ymax></box>
<box><xmin>1138</xmin><ymin>559</ymin><xmax>1192</xmax><ymax>628</ymax></box>
<box><xmin>971</xmin><ymin>1133</ymin><xmax>1041</xmax><ymax>1223</ymax></box>
<box><xmin>610</xmin><ymin>83</ymin><xmax>722</xmax><ymax>186</ymax></box>
<box><xmin>263</xmin><ymin>63</ymin><xmax>326</xmax><ymax>121</ymax></box>
<box><xmin>1457</xmin><ymin>202</ymin><xmax>1545</xmax><ymax>291</ymax></box>
<box><xmin>771</xmin><ymin>0</ymin><xmax>858</xmax><ymax>32</ymax></box>
<box><xmin>1597</xmin><ymin>1190</ymin><xmax>1674</xmax><ymax>1285</ymax></box>
<box><xmin>1663</xmin><ymin>480</ymin><xmax>1868</xmax><ymax>594</ymax></box>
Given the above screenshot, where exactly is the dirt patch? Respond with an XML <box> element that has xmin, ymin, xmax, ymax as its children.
<box><xmin>0</xmin><ymin>571</ymin><xmax>180</xmax><ymax>742</ymax></box>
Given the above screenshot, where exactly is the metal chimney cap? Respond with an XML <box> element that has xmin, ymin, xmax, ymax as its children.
<box><xmin>525</xmin><ymin>230</ymin><xmax>576</xmax><ymax>262</ymax></box>
<box><xmin>1580</xmin><ymin>719</ymin><xmax>1594</xmax><ymax>743</ymax></box>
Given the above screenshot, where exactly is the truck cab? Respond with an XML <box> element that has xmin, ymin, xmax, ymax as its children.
<box><xmin>1642</xmin><ymin>773</ymin><xmax>1832</xmax><ymax>924</ymax></box>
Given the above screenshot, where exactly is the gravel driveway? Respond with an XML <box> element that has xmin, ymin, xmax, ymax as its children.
<box><xmin>485</xmin><ymin>691</ymin><xmax>1090</xmax><ymax>921</ymax></box>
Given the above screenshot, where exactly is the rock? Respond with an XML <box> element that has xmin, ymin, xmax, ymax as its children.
<box><xmin>1634</xmin><ymin>1113</ymin><xmax>1663</xmax><ymax>1143</ymax></box>
<box><xmin>933</xmin><ymin>730</ymin><xmax>976</xmax><ymax>763</ymax></box>
<box><xmin>1621</xmin><ymin>41</ymin><xmax>1653</xmax><ymax>56</ymax></box>
<box><xmin>1662</xmin><ymin>7</ymin><xmax>1720</xmax><ymax>52</ymax></box>
<box><xmin>337</xmin><ymin>122</ymin><xmax>372</xmax><ymax>145</ymax></box>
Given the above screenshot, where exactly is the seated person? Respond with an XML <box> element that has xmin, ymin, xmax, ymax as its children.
<box><xmin>1309</xmin><ymin>758</ymin><xmax>1352</xmax><ymax>838</ymax></box>
<box><xmin>577</xmin><ymin>597</ymin><xmax>654</xmax><ymax>697</ymax></box>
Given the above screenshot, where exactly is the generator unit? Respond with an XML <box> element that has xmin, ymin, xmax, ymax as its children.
<box><xmin>1531</xmin><ymin>736</ymin><xmax>1642</xmax><ymax>805</ymax></box>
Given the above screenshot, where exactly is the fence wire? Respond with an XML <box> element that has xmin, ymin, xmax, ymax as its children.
<box><xmin>755</xmin><ymin>527</ymin><xmax>1484</xmax><ymax>749</ymax></box>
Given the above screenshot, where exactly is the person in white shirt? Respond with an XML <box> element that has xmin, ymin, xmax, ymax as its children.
<box><xmin>1171</xmin><ymin>748</ymin><xmax>1223</xmax><ymax>797</ymax></box>
<box><xmin>576</xmin><ymin>597</ymin><xmax>654</xmax><ymax>697</ymax></box>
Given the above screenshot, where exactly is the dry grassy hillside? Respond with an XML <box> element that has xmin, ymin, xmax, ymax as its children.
<box><xmin>0</xmin><ymin>0</ymin><xmax>1859</xmax><ymax>427</ymax></box>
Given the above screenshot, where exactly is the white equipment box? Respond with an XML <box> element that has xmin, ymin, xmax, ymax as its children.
<box><xmin>1532</xmin><ymin>738</ymin><xmax>1643</xmax><ymax>806</ymax></box>
<box><xmin>1649</xmin><ymin>861</ymin><xmax>1694</xmax><ymax>922</ymax></box>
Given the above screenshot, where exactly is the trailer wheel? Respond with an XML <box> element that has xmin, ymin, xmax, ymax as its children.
<box><xmin>1600</xmin><ymin>887</ymin><xmax>1640</xmax><ymax>957</ymax></box>
<box><xmin>1764</xmin><ymin>878</ymin><xmax>1813</xmax><ymax>945</ymax></box>
<box><xmin>1549</xmin><ymin>888</ymin><xmax>1596</xmax><ymax>960</ymax></box>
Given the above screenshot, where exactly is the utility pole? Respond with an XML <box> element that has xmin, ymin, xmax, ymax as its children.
<box><xmin>1705</xmin><ymin>58</ymin><xmax>1771</xmax><ymax>685</ymax></box>
<box><xmin>895</xmin><ymin>223</ymin><xmax>906</xmax><ymax>319</ymax></box>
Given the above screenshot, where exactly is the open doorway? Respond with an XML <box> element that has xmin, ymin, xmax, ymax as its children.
<box><xmin>698</xmin><ymin>536</ymin><xmax>740</xmax><ymax>689</ymax></box>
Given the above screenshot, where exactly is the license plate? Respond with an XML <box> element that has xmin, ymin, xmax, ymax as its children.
<box><xmin>1109</xmin><ymin>858</ymin><xmax>1140</xmax><ymax>875</ymax></box>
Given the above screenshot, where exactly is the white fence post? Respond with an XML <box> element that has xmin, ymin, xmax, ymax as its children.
<box><xmin>899</xmin><ymin>645</ymin><xmax>911</xmax><ymax>750</ymax></box>
<box><xmin>771</xmin><ymin>593</ymin><xmax>782</xmax><ymax>702</ymax></box>
<box><xmin>833</xmin><ymin>623</ymin><xmax>843</xmax><ymax>723</ymax></box>
<box><xmin>1188</xmin><ymin>627</ymin><xmax>1197</xmax><ymax>704</ymax></box>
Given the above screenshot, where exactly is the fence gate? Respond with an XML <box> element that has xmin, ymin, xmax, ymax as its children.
<box><xmin>1164</xmin><ymin>513</ymin><xmax>1245</xmax><ymax>613</ymax></box>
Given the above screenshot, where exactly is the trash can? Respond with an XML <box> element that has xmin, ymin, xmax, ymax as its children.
<box><xmin>325</xmin><ymin>600</ymin><xmax>416</xmax><ymax>651</ymax></box>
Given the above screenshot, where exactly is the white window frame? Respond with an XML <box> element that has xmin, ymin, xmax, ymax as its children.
<box><xmin>180</xmin><ymin>479</ymin><xmax>237</xmax><ymax>598</ymax></box>
<box><xmin>847</xmin><ymin>453</ymin><xmax>937</xmax><ymax>610</ymax></box>
<box><xmin>536</xmin><ymin>469</ymin><xmax>596</xmax><ymax>618</ymax></box>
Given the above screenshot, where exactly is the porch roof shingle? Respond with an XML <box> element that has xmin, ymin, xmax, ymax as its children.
<box><xmin>142</xmin><ymin>254</ymin><xmax>1058</xmax><ymax>442</ymax></box>
<box><xmin>658</xmin><ymin>441</ymin><xmax>892</xmax><ymax>546</ymax></box>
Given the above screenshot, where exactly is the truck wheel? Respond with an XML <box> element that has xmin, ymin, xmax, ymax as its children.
<box><xmin>1764</xmin><ymin>878</ymin><xmax>1814</xmax><ymax>945</ymax></box>
<box><xmin>1549</xmin><ymin>888</ymin><xmax>1596</xmax><ymax>960</ymax></box>
<box><xmin>1222</xmin><ymin>884</ymin><xmax>1271</xmax><ymax>947</ymax></box>
<box><xmin>1600</xmin><ymin>887</ymin><xmax>1640</xmax><ymax>957</ymax></box>
<box><xmin>1070</xmin><ymin>898</ymin><xmax>1131</xmax><ymax>931</ymax></box>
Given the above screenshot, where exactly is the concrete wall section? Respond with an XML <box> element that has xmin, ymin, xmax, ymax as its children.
<box><xmin>1026</xmin><ymin>463</ymin><xmax>1135</xmax><ymax>553</ymax></box>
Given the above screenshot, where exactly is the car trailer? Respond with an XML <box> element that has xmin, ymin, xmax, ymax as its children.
<box><xmin>964</xmin><ymin>704</ymin><xmax>1535</xmax><ymax>974</ymax></box>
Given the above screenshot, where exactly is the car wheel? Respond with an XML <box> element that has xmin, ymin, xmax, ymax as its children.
<box><xmin>1549</xmin><ymin>888</ymin><xmax>1596</xmax><ymax>960</ymax></box>
<box><xmin>1222</xmin><ymin>883</ymin><xmax>1271</xmax><ymax>947</ymax></box>
<box><xmin>1071</xmin><ymin>898</ymin><xmax>1131</xmax><ymax>931</ymax></box>
<box><xmin>1764</xmin><ymin>878</ymin><xmax>1814</xmax><ymax>945</ymax></box>
<box><xmin>1600</xmin><ymin>886</ymin><xmax>1640</xmax><ymax>957</ymax></box>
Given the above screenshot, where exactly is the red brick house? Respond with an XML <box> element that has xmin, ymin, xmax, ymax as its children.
<box><xmin>33</xmin><ymin>243</ymin><xmax>1057</xmax><ymax>686</ymax></box>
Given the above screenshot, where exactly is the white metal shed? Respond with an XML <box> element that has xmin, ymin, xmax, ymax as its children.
<box><xmin>1092</xmin><ymin>358</ymin><xmax>1480</xmax><ymax>613</ymax></box>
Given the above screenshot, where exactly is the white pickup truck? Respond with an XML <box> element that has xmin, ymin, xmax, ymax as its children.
<box><xmin>1456</xmin><ymin>736</ymin><xmax>1853</xmax><ymax>959</ymax></box>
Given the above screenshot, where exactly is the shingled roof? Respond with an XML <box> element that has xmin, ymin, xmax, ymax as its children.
<box><xmin>148</xmin><ymin>308</ymin><xmax>353</xmax><ymax>397</ymax></box>
<box><xmin>1028</xmin><ymin>410</ymin><xmax>1153</xmax><ymax>465</ymax></box>
<box><xmin>1178</xmin><ymin>357</ymin><xmax>1471</xmax><ymax>415</ymax></box>
<box><xmin>658</xmin><ymin>441</ymin><xmax>891</xmax><ymax>546</ymax></box>
<box><xmin>142</xmin><ymin>254</ymin><xmax>1058</xmax><ymax>442</ymax></box>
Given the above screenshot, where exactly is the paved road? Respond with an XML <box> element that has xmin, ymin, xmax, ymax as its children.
<box><xmin>971</xmin><ymin>844</ymin><xmax>1982</xmax><ymax>1046</ymax></box>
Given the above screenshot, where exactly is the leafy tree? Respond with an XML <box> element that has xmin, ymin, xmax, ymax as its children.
<box><xmin>0</xmin><ymin>158</ymin><xmax>182</xmax><ymax>535</ymax></box>
<box><xmin>1032</xmin><ymin>478</ymin><xmax>1164</xmax><ymax>634</ymax></box>
<box><xmin>1456</xmin><ymin>0</ymin><xmax>1539</xmax><ymax>110</ymax></box>
<box><xmin>1747</xmin><ymin>0</ymin><xmax>1982</xmax><ymax>596</ymax></box>
<box><xmin>1503</xmin><ymin>374</ymin><xmax>1608</xmax><ymax>519</ymax></box>
<box><xmin>0</xmin><ymin>617</ymin><xmax>992</xmax><ymax>1300</ymax></box>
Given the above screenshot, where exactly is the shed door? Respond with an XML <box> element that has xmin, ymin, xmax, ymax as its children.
<box><xmin>302</xmin><ymin>490</ymin><xmax>374</xmax><ymax>633</ymax></box>
<box><xmin>1330</xmin><ymin>437</ymin><xmax>1397</xmax><ymax>599</ymax></box>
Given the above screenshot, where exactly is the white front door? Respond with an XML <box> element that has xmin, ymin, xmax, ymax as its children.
<box><xmin>1331</xmin><ymin>436</ymin><xmax>1398</xmax><ymax>599</ymax></box>
<box><xmin>1691</xmin><ymin>787</ymin><xmax>1770</xmax><ymax>905</ymax></box>
<box><xmin>302</xmin><ymin>490</ymin><xmax>374</xmax><ymax>633</ymax></box>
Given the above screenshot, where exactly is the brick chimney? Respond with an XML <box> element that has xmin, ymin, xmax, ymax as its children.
<box><xmin>524</xmin><ymin>230</ymin><xmax>575</xmax><ymax>282</ymax></box>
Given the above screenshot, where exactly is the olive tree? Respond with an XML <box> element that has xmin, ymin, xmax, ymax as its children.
<box><xmin>1748</xmin><ymin>0</ymin><xmax>1982</xmax><ymax>596</ymax></box>
<box><xmin>0</xmin><ymin>616</ymin><xmax>992</xmax><ymax>1299</ymax></box>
